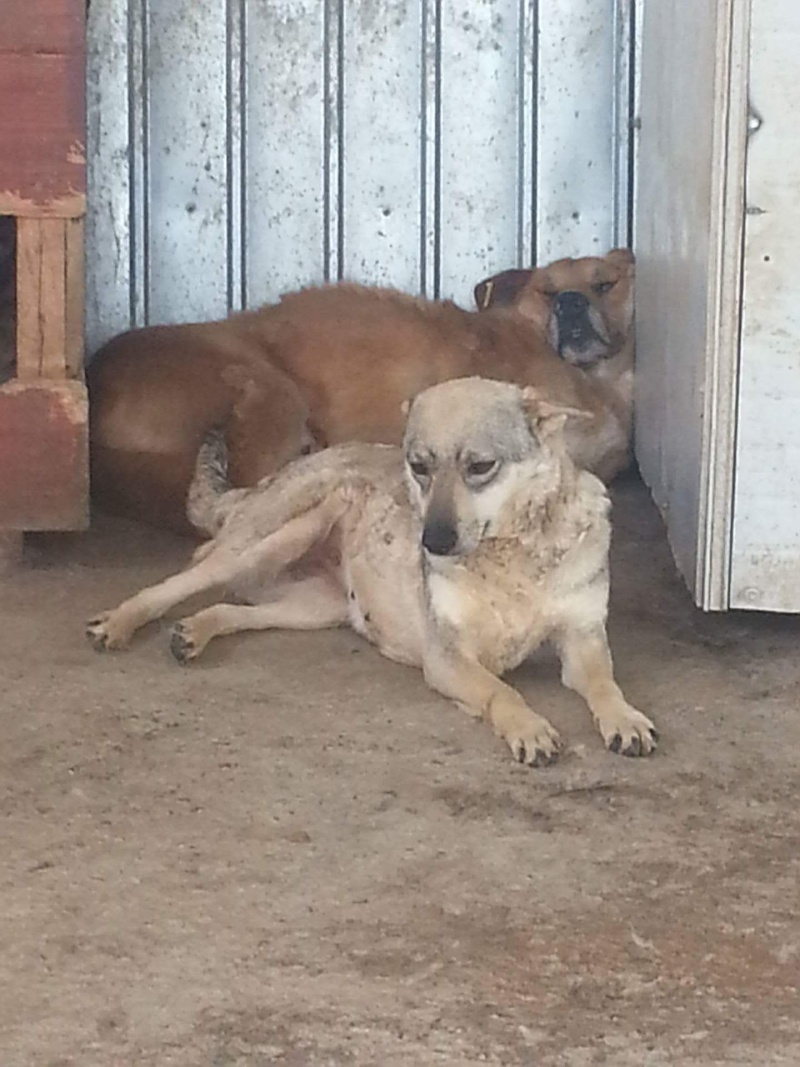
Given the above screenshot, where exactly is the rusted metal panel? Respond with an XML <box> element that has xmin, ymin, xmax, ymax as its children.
<box><xmin>0</xmin><ymin>381</ymin><xmax>89</xmax><ymax>531</ymax></box>
<box><xmin>86</xmin><ymin>0</ymin><xmax>633</xmax><ymax>351</ymax></box>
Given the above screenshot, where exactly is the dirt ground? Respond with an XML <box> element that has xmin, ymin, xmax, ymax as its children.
<box><xmin>2</xmin><ymin>472</ymin><xmax>799</xmax><ymax>1067</ymax></box>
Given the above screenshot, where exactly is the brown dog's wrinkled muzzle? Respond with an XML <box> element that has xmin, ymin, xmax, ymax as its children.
<box><xmin>552</xmin><ymin>290</ymin><xmax>612</xmax><ymax>366</ymax></box>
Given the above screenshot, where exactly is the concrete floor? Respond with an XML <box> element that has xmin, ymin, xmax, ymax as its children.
<box><xmin>2</xmin><ymin>473</ymin><xmax>799</xmax><ymax>1066</ymax></box>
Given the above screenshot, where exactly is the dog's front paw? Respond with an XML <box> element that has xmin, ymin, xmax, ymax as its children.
<box><xmin>170</xmin><ymin>620</ymin><xmax>201</xmax><ymax>665</ymax></box>
<box><xmin>598</xmin><ymin>703</ymin><xmax>658</xmax><ymax>757</ymax></box>
<box><xmin>86</xmin><ymin>612</ymin><xmax>131</xmax><ymax>652</ymax></box>
<box><xmin>504</xmin><ymin>712</ymin><xmax>562</xmax><ymax>768</ymax></box>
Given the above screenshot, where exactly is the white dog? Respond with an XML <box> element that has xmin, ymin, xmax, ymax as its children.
<box><xmin>87</xmin><ymin>377</ymin><xmax>657</xmax><ymax>766</ymax></box>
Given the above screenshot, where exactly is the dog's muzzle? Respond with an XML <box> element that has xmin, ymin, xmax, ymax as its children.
<box><xmin>422</xmin><ymin>521</ymin><xmax>459</xmax><ymax>557</ymax></box>
<box><xmin>553</xmin><ymin>291</ymin><xmax>610</xmax><ymax>365</ymax></box>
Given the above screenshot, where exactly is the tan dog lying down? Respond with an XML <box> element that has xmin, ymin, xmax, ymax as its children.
<box><xmin>86</xmin><ymin>378</ymin><xmax>657</xmax><ymax>766</ymax></box>
<box><xmin>88</xmin><ymin>253</ymin><xmax>634</xmax><ymax>536</ymax></box>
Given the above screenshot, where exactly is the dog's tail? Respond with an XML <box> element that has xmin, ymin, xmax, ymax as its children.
<box><xmin>186</xmin><ymin>427</ymin><xmax>249</xmax><ymax>536</ymax></box>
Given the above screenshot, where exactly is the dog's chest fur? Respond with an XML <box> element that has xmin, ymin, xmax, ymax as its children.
<box><xmin>425</xmin><ymin>481</ymin><xmax>610</xmax><ymax>675</ymax></box>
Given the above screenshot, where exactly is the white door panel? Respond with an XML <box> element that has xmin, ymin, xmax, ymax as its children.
<box><xmin>729</xmin><ymin>0</ymin><xmax>800</xmax><ymax>612</ymax></box>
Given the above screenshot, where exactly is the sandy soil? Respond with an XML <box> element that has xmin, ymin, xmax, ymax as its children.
<box><xmin>2</xmin><ymin>473</ymin><xmax>799</xmax><ymax>1066</ymax></box>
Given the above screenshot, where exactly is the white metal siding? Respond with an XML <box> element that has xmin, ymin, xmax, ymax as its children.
<box><xmin>729</xmin><ymin>0</ymin><xmax>800</xmax><ymax>611</ymax></box>
<box><xmin>86</xmin><ymin>0</ymin><xmax>632</xmax><ymax>351</ymax></box>
<box><xmin>633</xmin><ymin>0</ymin><xmax>747</xmax><ymax>610</ymax></box>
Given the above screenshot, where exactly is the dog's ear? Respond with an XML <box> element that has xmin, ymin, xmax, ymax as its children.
<box><xmin>605</xmin><ymin>247</ymin><xmax>635</xmax><ymax>271</ymax></box>
<box><xmin>474</xmin><ymin>268</ymin><xmax>533</xmax><ymax>311</ymax></box>
<box><xmin>521</xmin><ymin>387</ymin><xmax>593</xmax><ymax>440</ymax></box>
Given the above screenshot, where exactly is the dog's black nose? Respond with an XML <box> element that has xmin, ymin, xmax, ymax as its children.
<box><xmin>422</xmin><ymin>522</ymin><xmax>459</xmax><ymax>556</ymax></box>
<box><xmin>553</xmin><ymin>290</ymin><xmax>590</xmax><ymax>318</ymax></box>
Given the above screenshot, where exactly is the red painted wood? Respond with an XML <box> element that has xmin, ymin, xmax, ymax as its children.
<box><xmin>0</xmin><ymin>0</ymin><xmax>84</xmax><ymax>56</ymax></box>
<box><xmin>0</xmin><ymin>382</ymin><xmax>88</xmax><ymax>530</ymax></box>
<box><xmin>0</xmin><ymin>48</ymin><xmax>85</xmax><ymax>216</ymax></box>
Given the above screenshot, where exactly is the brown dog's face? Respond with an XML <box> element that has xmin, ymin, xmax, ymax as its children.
<box><xmin>474</xmin><ymin>248</ymin><xmax>635</xmax><ymax>369</ymax></box>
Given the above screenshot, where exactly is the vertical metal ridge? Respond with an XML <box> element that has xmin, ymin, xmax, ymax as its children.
<box><xmin>323</xmin><ymin>0</ymin><xmax>344</xmax><ymax>282</ymax></box>
<box><xmin>611</xmin><ymin>0</ymin><xmax>634</xmax><ymax>249</ymax></box>
<box><xmin>628</xmin><ymin>0</ymin><xmax>644</xmax><ymax>248</ymax></box>
<box><xmin>420</xmin><ymin>0</ymin><xmax>441</xmax><ymax>297</ymax></box>
<box><xmin>432</xmin><ymin>0</ymin><xmax>442</xmax><ymax>298</ymax></box>
<box><xmin>127</xmin><ymin>0</ymin><xmax>150</xmax><ymax>326</ymax></box>
<box><xmin>517</xmin><ymin>0</ymin><xmax>537</xmax><ymax>267</ymax></box>
<box><xmin>226</xmin><ymin>0</ymin><xmax>247</xmax><ymax>311</ymax></box>
<box><xmin>419</xmin><ymin>0</ymin><xmax>430</xmax><ymax>294</ymax></box>
<box><xmin>336</xmin><ymin>0</ymin><xmax>346</xmax><ymax>279</ymax></box>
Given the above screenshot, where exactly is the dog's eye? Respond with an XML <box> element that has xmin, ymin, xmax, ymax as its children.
<box><xmin>409</xmin><ymin>459</ymin><xmax>431</xmax><ymax>480</ymax></box>
<box><xmin>466</xmin><ymin>459</ymin><xmax>498</xmax><ymax>478</ymax></box>
<box><xmin>593</xmin><ymin>280</ymin><xmax>615</xmax><ymax>295</ymax></box>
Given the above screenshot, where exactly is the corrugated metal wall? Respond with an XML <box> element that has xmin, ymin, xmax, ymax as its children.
<box><xmin>86</xmin><ymin>0</ymin><xmax>633</xmax><ymax>351</ymax></box>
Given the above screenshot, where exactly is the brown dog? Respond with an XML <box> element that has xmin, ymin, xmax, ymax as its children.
<box><xmin>474</xmin><ymin>248</ymin><xmax>635</xmax><ymax>463</ymax></box>
<box><xmin>88</xmin><ymin>327</ymin><xmax>316</xmax><ymax>533</ymax></box>
<box><xmin>88</xmin><ymin>261</ymin><xmax>633</xmax><ymax>536</ymax></box>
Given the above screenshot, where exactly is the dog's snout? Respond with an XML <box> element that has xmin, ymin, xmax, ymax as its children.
<box><xmin>422</xmin><ymin>521</ymin><xmax>459</xmax><ymax>556</ymax></box>
<box><xmin>554</xmin><ymin>291</ymin><xmax>590</xmax><ymax>319</ymax></box>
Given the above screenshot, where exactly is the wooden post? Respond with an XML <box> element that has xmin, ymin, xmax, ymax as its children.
<box><xmin>0</xmin><ymin>530</ymin><xmax>23</xmax><ymax>574</ymax></box>
<box><xmin>15</xmin><ymin>217</ymin><xmax>84</xmax><ymax>381</ymax></box>
<box><xmin>0</xmin><ymin>0</ymin><xmax>88</xmax><ymax>549</ymax></box>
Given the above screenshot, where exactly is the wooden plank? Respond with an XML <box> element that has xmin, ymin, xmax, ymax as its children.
<box><xmin>15</xmin><ymin>219</ymin><xmax>43</xmax><ymax>379</ymax></box>
<box><xmin>0</xmin><ymin>0</ymin><xmax>84</xmax><ymax>55</ymax></box>
<box><xmin>16</xmin><ymin>218</ymin><xmax>70</xmax><ymax>380</ymax></box>
<box><xmin>0</xmin><ymin>531</ymin><xmax>23</xmax><ymax>574</ymax></box>
<box><xmin>39</xmin><ymin>221</ymin><xmax>68</xmax><ymax>378</ymax></box>
<box><xmin>0</xmin><ymin>380</ymin><xmax>88</xmax><ymax>531</ymax></box>
<box><xmin>0</xmin><ymin>53</ymin><xmax>85</xmax><ymax>217</ymax></box>
<box><xmin>0</xmin><ymin>216</ymin><xmax>14</xmax><ymax>383</ymax></box>
<box><xmin>65</xmin><ymin>217</ymin><xmax>85</xmax><ymax>377</ymax></box>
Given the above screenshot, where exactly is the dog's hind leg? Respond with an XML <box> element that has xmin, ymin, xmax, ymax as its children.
<box><xmin>170</xmin><ymin>574</ymin><xmax>348</xmax><ymax>663</ymax></box>
<box><xmin>87</xmin><ymin>492</ymin><xmax>350</xmax><ymax>652</ymax></box>
<box><xmin>423</xmin><ymin>648</ymin><xmax>562</xmax><ymax>767</ymax></box>
<box><xmin>556</xmin><ymin>626</ymin><xmax>658</xmax><ymax>757</ymax></box>
<box><xmin>86</xmin><ymin>546</ymin><xmax>250</xmax><ymax>652</ymax></box>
